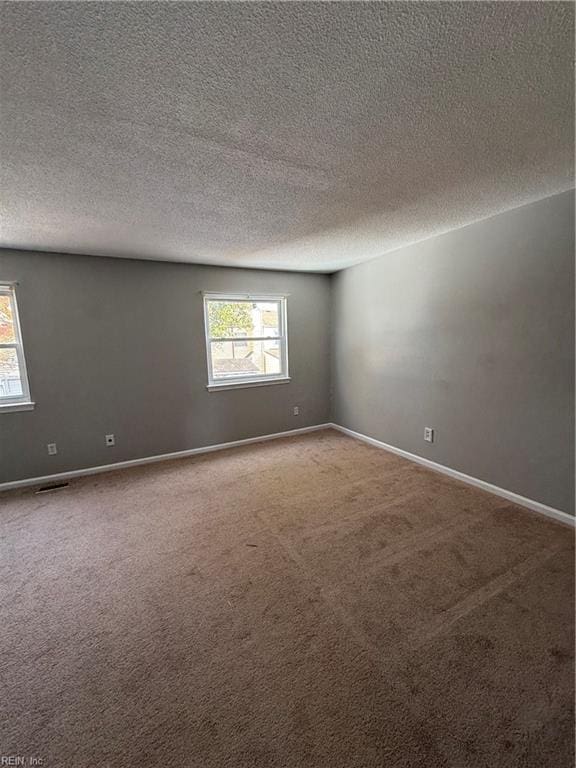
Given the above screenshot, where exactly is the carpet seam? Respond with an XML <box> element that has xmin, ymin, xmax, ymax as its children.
<box><xmin>254</xmin><ymin>506</ymin><xmax>565</xmax><ymax>768</ymax></box>
<box><xmin>253</xmin><ymin>506</ymin><xmax>461</xmax><ymax>768</ymax></box>
<box><xmin>407</xmin><ymin>544</ymin><xmax>563</xmax><ymax>653</ymax></box>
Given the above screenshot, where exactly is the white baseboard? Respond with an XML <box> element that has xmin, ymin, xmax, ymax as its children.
<box><xmin>4</xmin><ymin>422</ymin><xmax>574</xmax><ymax>529</ymax></box>
<box><xmin>329</xmin><ymin>423</ymin><xmax>575</xmax><ymax>528</ymax></box>
<box><xmin>0</xmin><ymin>423</ymin><xmax>332</xmax><ymax>492</ymax></box>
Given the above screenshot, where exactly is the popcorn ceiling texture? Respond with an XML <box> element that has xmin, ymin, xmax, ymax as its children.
<box><xmin>0</xmin><ymin>2</ymin><xmax>573</xmax><ymax>272</ymax></box>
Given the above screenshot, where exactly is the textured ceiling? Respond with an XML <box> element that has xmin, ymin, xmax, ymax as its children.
<box><xmin>0</xmin><ymin>2</ymin><xmax>573</xmax><ymax>272</ymax></box>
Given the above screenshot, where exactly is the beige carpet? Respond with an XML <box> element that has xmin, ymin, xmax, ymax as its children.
<box><xmin>0</xmin><ymin>429</ymin><xmax>573</xmax><ymax>768</ymax></box>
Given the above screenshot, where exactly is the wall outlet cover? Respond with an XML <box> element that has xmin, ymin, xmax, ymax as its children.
<box><xmin>424</xmin><ymin>427</ymin><xmax>434</xmax><ymax>443</ymax></box>
<box><xmin>47</xmin><ymin>443</ymin><xmax>57</xmax><ymax>455</ymax></box>
<box><xmin>105</xmin><ymin>434</ymin><xmax>115</xmax><ymax>446</ymax></box>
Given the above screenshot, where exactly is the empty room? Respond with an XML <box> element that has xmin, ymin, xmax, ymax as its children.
<box><xmin>0</xmin><ymin>2</ymin><xmax>574</xmax><ymax>767</ymax></box>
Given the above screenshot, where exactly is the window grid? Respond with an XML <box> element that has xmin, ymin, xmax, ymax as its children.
<box><xmin>0</xmin><ymin>284</ymin><xmax>32</xmax><ymax>406</ymax></box>
<box><xmin>203</xmin><ymin>294</ymin><xmax>289</xmax><ymax>388</ymax></box>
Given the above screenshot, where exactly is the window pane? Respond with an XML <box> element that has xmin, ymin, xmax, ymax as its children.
<box><xmin>0</xmin><ymin>295</ymin><xmax>16</xmax><ymax>343</ymax></box>
<box><xmin>207</xmin><ymin>301</ymin><xmax>255</xmax><ymax>339</ymax></box>
<box><xmin>207</xmin><ymin>300</ymin><xmax>280</xmax><ymax>338</ymax></box>
<box><xmin>211</xmin><ymin>339</ymin><xmax>282</xmax><ymax>379</ymax></box>
<box><xmin>0</xmin><ymin>348</ymin><xmax>23</xmax><ymax>398</ymax></box>
<box><xmin>254</xmin><ymin>302</ymin><xmax>280</xmax><ymax>337</ymax></box>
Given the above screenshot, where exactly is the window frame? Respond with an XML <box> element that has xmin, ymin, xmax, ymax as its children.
<box><xmin>203</xmin><ymin>292</ymin><xmax>290</xmax><ymax>391</ymax></box>
<box><xmin>0</xmin><ymin>283</ymin><xmax>34</xmax><ymax>411</ymax></box>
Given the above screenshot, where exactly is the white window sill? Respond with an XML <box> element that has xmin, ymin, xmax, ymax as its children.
<box><xmin>207</xmin><ymin>377</ymin><xmax>291</xmax><ymax>392</ymax></box>
<box><xmin>0</xmin><ymin>401</ymin><xmax>35</xmax><ymax>413</ymax></box>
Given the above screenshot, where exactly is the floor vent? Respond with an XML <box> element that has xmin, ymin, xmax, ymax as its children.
<box><xmin>34</xmin><ymin>482</ymin><xmax>70</xmax><ymax>494</ymax></box>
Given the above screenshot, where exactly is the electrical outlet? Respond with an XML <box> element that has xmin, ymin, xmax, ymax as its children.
<box><xmin>105</xmin><ymin>434</ymin><xmax>115</xmax><ymax>447</ymax></box>
<box><xmin>47</xmin><ymin>443</ymin><xmax>57</xmax><ymax>456</ymax></box>
<box><xmin>293</xmin><ymin>406</ymin><xmax>299</xmax><ymax>416</ymax></box>
<box><xmin>424</xmin><ymin>427</ymin><xmax>434</xmax><ymax>443</ymax></box>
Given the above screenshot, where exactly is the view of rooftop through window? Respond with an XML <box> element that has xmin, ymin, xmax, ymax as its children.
<box><xmin>204</xmin><ymin>297</ymin><xmax>288</xmax><ymax>385</ymax></box>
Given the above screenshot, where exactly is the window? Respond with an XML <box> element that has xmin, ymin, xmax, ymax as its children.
<box><xmin>204</xmin><ymin>294</ymin><xmax>289</xmax><ymax>390</ymax></box>
<box><xmin>0</xmin><ymin>284</ymin><xmax>33</xmax><ymax>411</ymax></box>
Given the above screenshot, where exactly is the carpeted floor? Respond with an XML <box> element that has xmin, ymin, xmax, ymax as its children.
<box><xmin>0</xmin><ymin>429</ymin><xmax>574</xmax><ymax>768</ymax></box>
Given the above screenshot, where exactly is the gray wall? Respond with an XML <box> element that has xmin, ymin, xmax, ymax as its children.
<box><xmin>2</xmin><ymin>191</ymin><xmax>573</xmax><ymax>513</ymax></box>
<box><xmin>332</xmin><ymin>190</ymin><xmax>575</xmax><ymax>515</ymax></box>
<box><xmin>0</xmin><ymin>251</ymin><xmax>331</xmax><ymax>483</ymax></box>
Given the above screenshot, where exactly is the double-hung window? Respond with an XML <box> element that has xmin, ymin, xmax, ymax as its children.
<box><xmin>204</xmin><ymin>294</ymin><xmax>289</xmax><ymax>389</ymax></box>
<box><xmin>0</xmin><ymin>284</ymin><xmax>33</xmax><ymax>411</ymax></box>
